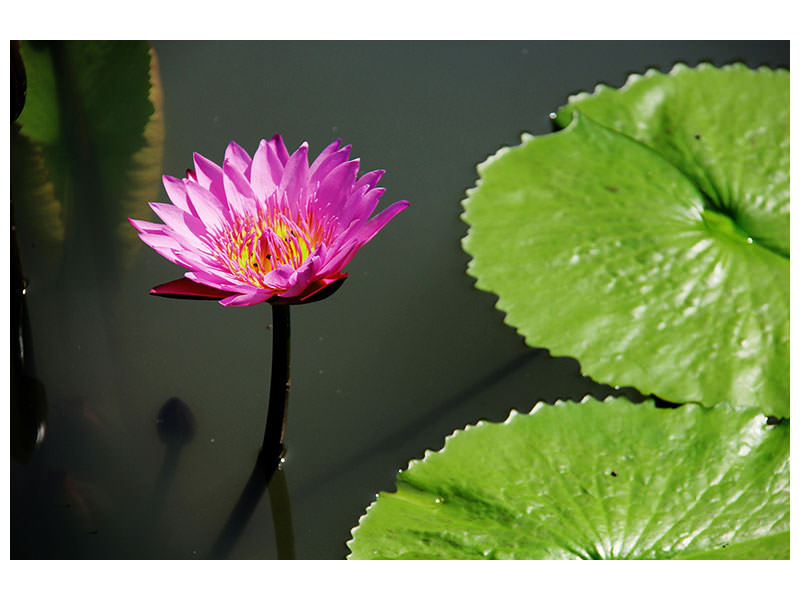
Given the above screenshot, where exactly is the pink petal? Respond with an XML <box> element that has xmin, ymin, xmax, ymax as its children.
<box><xmin>224</xmin><ymin>141</ymin><xmax>253</xmax><ymax>178</ymax></box>
<box><xmin>321</xmin><ymin>238</ymin><xmax>361</xmax><ymax>274</ymax></box>
<box><xmin>279</xmin><ymin>142</ymin><xmax>310</xmax><ymax>199</ymax></box>
<box><xmin>129</xmin><ymin>218</ymin><xmax>167</xmax><ymax>235</ymax></box>
<box><xmin>279</xmin><ymin>249</ymin><xmax>324</xmax><ymax>297</ymax></box>
<box><xmin>309</xmin><ymin>138</ymin><xmax>343</xmax><ymax>175</ymax></box>
<box><xmin>354</xmin><ymin>169</ymin><xmax>385</xmax><ymax>191</ymax></box>
<box><xmin>267</xmin><ymin>133</ymin><xmax>289</xmax><ymax>166</ymax></box>
<box><xmin>185</xmin><ymin>180</ymin><xmax>231</xmax><ymax>229</ymax></box>
<box><xmin>138</xmin><ymin>231</ymin><xmax>183</xmax><ymax>252</ymax></box>
<box><xmin>172</xmin><ymin>247</ymin><xmax>228</xmax><ymax>274</ymax></box>
<box><xmin>219</xmin><ymin>289</ymin><xmax>274</xmax><ymax>307</ymax></box>
<box><xmin>162</xmin><ymin>175</ymin><xmax>192</xmax><ymax>212</ymax></box>
<box><xmin>357</xmin><ymin>200</ymin><xmax>409</xmax><ymax>244</ymax></box>
<box><xmin>250</xmin><ymin>138</ymin><xmax>281</xmax><ymax>201</ymax></box>
<box><xmin>184</xmin><ymin>271</ymin><xmax>256</xmax><ymax>294</ymax></box>
<box><xmin>148</xmin><ymin>202</ymin><xmax>210</xmax><ymax>245</ymax></box>
<box><xmin>309</xmin><ymin>145</ymin><xmax>352</xmax><ymax>186</ymax></box>
<box><xmin>280</xmin><ymin>271</ymin><xmax>313</xmax><ymax>298</ymax></box>
<box><xmin>339</xmin><ymin>186</ymin><xmax>385</xmax><ymax>231</ymax></box>
<box><xmin>223</xmin><ymin>159</ymin><xmax>257</xmax><ymax>218</ymax></box>
<box><xmin>317</xmin><ymin>159</ymin><xmax>360</xmax><ymax>210</ymax></box>
<box><xmin>192</xmin><ymin>152</ymin><xmax>225</xmax><ymax>198</ymax></box>
<box><xmin>263</xmin><ymin>266</ymin><xmax>294</xmax><ymax>290</ymax></box>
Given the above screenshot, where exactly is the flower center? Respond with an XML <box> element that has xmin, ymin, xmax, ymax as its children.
<box><xmin>214</xmin><ymin>208</ymin><xmax>325</xmax><ymax>287</ymax></box>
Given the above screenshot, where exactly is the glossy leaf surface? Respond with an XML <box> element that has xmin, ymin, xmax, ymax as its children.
<box><xmin>554</xmin><ymin>64</ymin><xmax>789</xmax><ymax>257</ymax></box>
<box><xmin>347</xmin><ymin>398</ymin><xmax>789</xmax><ymax>559</ymax></box>
<box><xmin>462</xmin><ymin>65</ymin><xmax>789</xmax><ymax>416</ymax></box>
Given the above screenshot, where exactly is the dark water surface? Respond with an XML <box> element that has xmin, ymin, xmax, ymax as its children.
<box><xmin>10</xmin><ymin>40</ymin><xmax>789</xmax><ymax>559</ymax></box>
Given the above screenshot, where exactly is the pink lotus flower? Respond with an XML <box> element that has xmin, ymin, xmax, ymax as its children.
<box><xmin>130</xmin><ymin>135</ymin><xmax>408</xmax><ymax>306</ymax></box>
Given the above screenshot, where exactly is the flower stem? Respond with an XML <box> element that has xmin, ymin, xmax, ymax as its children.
<box><xmin>261</xmin><ymin>303</ymin><xmax>290</xmax><ymax>471</ymax></box>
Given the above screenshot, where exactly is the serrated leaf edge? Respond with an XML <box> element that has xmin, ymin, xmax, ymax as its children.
<box><xmin>345</xmin><ymin>398</ymin><xmax>773</xmax><ymax>558</ymax></box>
<box><xmin>345</xmin><ymin>395</ymin><xmax>601</xmax><ymax>557</ymax></box>
<box><xmin>554</xmin><ymin>61</ymin><xmax>788</xmax><ymax>118</ymax></box>
<box><xmin>460</xmin><ymin>120</ymin><xmax>645</xmax><ymax>402</ymax></box>
<box><xmin>460</xmin><ymin>63</ymin><xmax>790</xmax><ymax>410</ymax></box>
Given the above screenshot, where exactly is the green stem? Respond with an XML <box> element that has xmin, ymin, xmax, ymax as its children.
<box><xmin>260</xmin><ymin>303</ymin><xmax>290</xmax><ymax>471</ymax></box>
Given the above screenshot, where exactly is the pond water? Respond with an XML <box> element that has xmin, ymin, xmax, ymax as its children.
<box><xmin>10</xmin><ymin>40</ymin><xmax>789</xmax><ymax>559</ymax></box>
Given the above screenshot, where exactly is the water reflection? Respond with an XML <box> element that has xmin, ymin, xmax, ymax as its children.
<box><xmin>13</xmin><ymin>40</ymin><xmax>164</xmax><ymax>283</ymax></box>
<box><xmin>10</xmin><ymin>206</ymin><xmax>47</xmax><ymax>465</ymax></box>
<box><xmin>11</xmin><ymin>40</ymin><xmax>26</xmax><ymax>120</ymax></box>
<box><xmin>209</xmin><ymin>452</ymin><xmax>295</xmax><ymax>559</ymax></box>
<box><xmin>11</xmin><ymin>41</ymin><xmax>46</xmax><ymax>464</ymax></box>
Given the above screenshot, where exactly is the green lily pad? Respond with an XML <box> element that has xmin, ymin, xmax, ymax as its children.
<box><xmin>461</xmin><ymin>65</ymin><xmax>789</xmax><ymax>416</ymax></box>
<box><xmin>347</xmin><ymin>397</ymin><xmax>789</xmax><ymax>559</ymax></box>
<box><xmin>554</xmin><ymin>63</ymin><xmax>789</xmax><ymax>257</ymax></box>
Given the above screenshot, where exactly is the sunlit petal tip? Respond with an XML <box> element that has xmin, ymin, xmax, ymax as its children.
<box><xmin>324</xmin><ymin>138</ymin><xmax>343</xmax><ymax>154</ymax></box>
<box><xmin>192</xmin><ymin>151</ymin><xmax>211</xmax><ymax>165</ymax></box>
<box><xmin>320</xmin><ymin>159</ymin><xmax>362</xmax><ymax>199</ymax></box>
<box><xmin>291</xmin><ymin>142</ymin><xmax>310</xmax><ymax>164</ymax></box>
<box><xmin>191</xmin><ymin>152</ymin><xmax>224</xmax><ymax>189</ymax></box>
<box><xmin>224</xmin><ymin>141</ymin><xmax>252</xmax><ymax>175</ymax></box>
<box><xmin>134</xmin><ymin>137</ymin><xmax>406</xmax><ymax>307</ymax></box>
<box><xmin>358</xmin><ymin>200</ymin><xmax>409</xmax><ymax>244</ymax></box>
<box><xmin>162</xmin><ymin>174</ymin><xmax>183</xmax><ymax>187</ymax></box>
<box><xmin>225</xmin><ymin>140</ymin><xmax>250</xmax><ymax>157</ymax></box>
<box><xmin>357</xmin><ymin>169</ymin><xmax>386</xmax><ymax>189</ymax></box>
<box><xmin>267</xmin><ymin>133</ymin><xmax>290</xmax><ymax>165</ymax></box>
<box><xmin>128</xmin><ymin>217</ymin><xmax>152</xmax><ymax>233</ymax></box>
<box><xmin>161</xmin><ymin>175</ymin><xmax>193</xmax><ymax>212</ymax></box>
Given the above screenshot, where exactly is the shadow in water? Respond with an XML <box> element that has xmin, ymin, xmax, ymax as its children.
<box><xmin>146</xmin><ymin>396</ymin><xmax>296</xmax><ymax>558</ymax></box>
<box><xmin>147</xmin><ymin>397</ymin><xmax>196</xmax><ymax>522</ymax></box>
<box><xmin>295</xmin><ymin>347</ymin><xmax>650</xmax><ymax>500</ymax></box>
<box><xmin>208</xmin><ymin>451</ymin><xmax>295</xmax><ymax>559</ymax></box>
<box><xmin>295</xmin><ymin>349</ymin><xmax>544</xmax><ymax>499</ymax></box>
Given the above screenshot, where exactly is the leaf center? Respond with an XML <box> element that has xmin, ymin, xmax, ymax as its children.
<box><xmin>700</xmin><ymin>209</ymin><xmax>754</xmax><ymax>247</ymax></box>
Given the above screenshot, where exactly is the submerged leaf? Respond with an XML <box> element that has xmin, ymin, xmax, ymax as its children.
<box><xmin>347</xmin><ymin>398</ymin><xmax>789</xmax><ymax>560</ymax></box>
<box><xmin>15</xmin><ymin>41</ymin><xmax>164</xmax><ymax>275</ymax></box>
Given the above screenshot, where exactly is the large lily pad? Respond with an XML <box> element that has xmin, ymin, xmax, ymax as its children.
<box><xmin>461</xmin><ymin>65</ymin><xmax>789</xmax><ymax>417</ymax></box>
<box><xmin>347</xmin><ymin>397</ymin><xmax>789</xmax><ymax>559</ymax></box>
